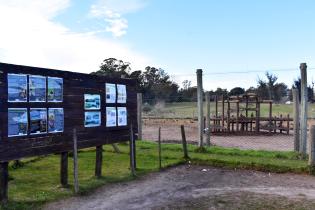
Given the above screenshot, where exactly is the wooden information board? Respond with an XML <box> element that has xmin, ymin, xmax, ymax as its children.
<box><xmin>0</xmin><ymin>62</ymin><xmax>138</xmax><ymax>162</ymax></box>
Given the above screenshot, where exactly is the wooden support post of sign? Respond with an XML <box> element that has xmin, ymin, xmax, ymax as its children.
<box><xmin>309</xmin><ymin>125</ymin><xmax>315</xmax><ymax>173</ymax></box>
<box><xmin>292</xmin><ymin>88</ymin><xmax>300</xmax><ymax>152</ymax></box>
<box><xmin>196</xmin><ymin>69</ymin><xmax>204</xmax><ymax>147</ymax></box>
<box><xmin>205</xmin><ymin>92</ymin><xmax>211</xmax><ymax>146</ymax></box>
<box><xmin>137</xmin><ymin>93</ymin><xmax>143</xmax><ymax>140</ymax></box>
<box><xmin>0</xmin><ymin>162</ymin><xmax>8</xmax><ymax>204</ymax></box>
<box><xmin>300</xmin><ymin>63</ymin><xmax>308</xmax><ymax>156</ymax></box>
<box><xmin>158</xmin><ymin>127</ymin><xmax>162</xmax><ymax>170</ymax></box>
<box><xmin>95</xmin><ymin>145</ymin><xmax>103</xmax><ymax>178</ymax></box>
<box><xmin>130</xmin><ymin>123</ymin><xmax>136</xmax><ymax>176</ymax></box>
<box><xmin>180</xmin><ymin>125</ymin><xmax>189</xmax><ymax>159</ymax></box>
<box><xmin>111</xmin><ymin>144</ymin><xmax>121</xmax><ymax>153</ymax></box>
<box><xmin>73</xmin><ymin>128</ymin><xmax>79</xmax><ymax>193</ymax></box>
<box><xmin>60</xmin><ymin>152</ymin><xmax>68</xmax><ymax>187</ymax></box>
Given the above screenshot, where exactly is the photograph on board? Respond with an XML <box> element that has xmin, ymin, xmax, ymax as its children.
<box><xmin>48</xmin><ymin>77</ymin><xmax>63</xmax><ymax>102</ymax></box>
<box><xmin>106</xmin><ymin>83</ymin><xmax>116</xmax><ymax>103</ymax></box>
<box><xmin>8</xmin><ymin>108</ymin><xmax>28</xmax><ymax>137</ymax></box>
<box><xmin>117</xmin><ymin>107</ymin><xmax>127</xmax><ymax>126</ymax></box>
<box><xmin>48</xmin><ymin>108</ymin><xmax>64</xmax><ymax>133</ymax></box>
<box><xmin>84</xmin><ymin>94</ymin><xmax>101</xmax><ymax>110</ymax></box>
<box><xmin>7</xmin><ymin>74</ymin><xmax>27</xmax><ymax>102</ymax></box>
<box><xmin>29</xmin><ymin>75</ymin><xmax>46</xmax><ymax>102</ymax></box>
<box><xmin>85</xmin><ymin>112</ymin><xmax>101</xmax><ymax>127</ymax></box>
<box><xmin>117</xmin><ymin>84</ymin><xmax>127</xmax><ymax>103</ymax></box>
<box><xmin>106</xmin><ymin>107</ymin><xmax>117</xmax><ymax>127</ymax></box>
<box><xmin>30</xmin><ymin>108</ymin><xmax>47</xmax><ymax>134</ymax></box>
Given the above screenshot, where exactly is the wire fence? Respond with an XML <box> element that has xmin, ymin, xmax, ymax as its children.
<box><xmin>141</xmin><ymin>66</ymin><xmax>315</xmax><ymax>152</ymax></box>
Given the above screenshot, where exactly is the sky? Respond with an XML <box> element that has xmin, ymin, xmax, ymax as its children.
<box><xmin>0</xmin><ymin>0</ymin><xmax>315</xmax><ymax>91</ymax></box>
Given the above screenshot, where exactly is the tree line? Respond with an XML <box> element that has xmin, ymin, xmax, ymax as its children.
<box><xmin>92</xmin><ymin>58</ymin><xmax>314</xmax><ymax>103</ymax></box>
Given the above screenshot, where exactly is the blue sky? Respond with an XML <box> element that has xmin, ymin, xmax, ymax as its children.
<box><xmin>0</xmin><ymin>0</ymin><xmax>315</xmax><ymax>90</ymax></box>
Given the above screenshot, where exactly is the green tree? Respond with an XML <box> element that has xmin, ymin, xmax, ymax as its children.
<box><xmin>92</xmin><ymin>58</ymin><xmax>131</xmax><ymax>78</ymax></box>
<box><xmin>256</xmin><ymin>72</ymin><xmax>287</xmax><ymax>102</ymax></box>
<box><xmin>292</xmin><ymin>78</ymin><xmax>314</xmax><ymax>102</ymax></box>
<box><xmin>142</xmin><ymin>66</ymin><xmax>179</xmax><ymax>103</ymax></box>
<box><xmin>229</xmin><ymin>87</ymin><xmax>245</xmax><ymax>96</ymax></box>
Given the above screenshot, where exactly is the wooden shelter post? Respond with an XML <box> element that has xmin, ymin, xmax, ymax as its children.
<box><xmin>222</xmin><ymin>96</ymin><xmax>225</xmax><ymax>130</ymax></box>
<box><xmin>227</xmin><ymin>99</ymin><xmax>230</xmax><ymax>132</ymax></box>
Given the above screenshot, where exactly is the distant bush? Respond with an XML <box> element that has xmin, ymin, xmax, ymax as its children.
<box><xmin>143</xmin><ymin>103</ymin><xmax>153</xmax><ymax>113</ymax></box>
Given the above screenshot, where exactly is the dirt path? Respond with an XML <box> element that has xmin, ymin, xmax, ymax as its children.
<box><xmin>45</xmin><ymin>165</ymin><xmax>315</xmax><ymax>210</ymax></box>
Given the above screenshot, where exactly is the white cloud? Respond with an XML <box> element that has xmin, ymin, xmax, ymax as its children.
<box><xmin>0</xmin><ymin>0</ymin><xmax>70</xmax><ymax>18</ymax></box>
<box><xmin>90</xmin><ymin>0</ymin><xmax>148</xmax><ymax>37</ymax></box>
<box><xmin>105</xmin><ymin>17</ymin><xmax>128</xmax><ymax>37</ymax></box>
<box><xmin>0</xmin><ymin>1</ymin><xmax>151</xmax><ymax>73</ymax></box>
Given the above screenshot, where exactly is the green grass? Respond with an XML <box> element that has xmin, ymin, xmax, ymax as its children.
<box><xmin>0</xmin><ymin>141</ymin><xmax>310</xmax><ymax>210</ymax></box>
<box><xmin>143</xmin><ymin>101</ymin><xmax>315</xmax><ymax>118</ymax></box>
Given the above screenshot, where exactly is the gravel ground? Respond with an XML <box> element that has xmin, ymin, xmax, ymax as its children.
<box><xmin>44</xmin><ymin>165</ymin><xmax>315</xmax><ymax>210</ymax></box>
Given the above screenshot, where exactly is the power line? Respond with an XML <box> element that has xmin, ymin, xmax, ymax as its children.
<box><xmin>169</xmin><ymin>67</ymin><xmax>315</xmax><ymax>77</ymax></box>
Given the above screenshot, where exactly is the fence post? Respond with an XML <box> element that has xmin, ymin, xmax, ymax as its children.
<box><xmin>180</xmin><ymin>125</ymin><xmax>189</xmax><ymax>159</ymax></box>
<box><xmin>196</xmin><ymin>69</ymin><xmax>204</xmax><ymax>147</ymax></box>
<box><xmin>73</xmin><ymin>128</ymin><xmax>79</xmax><ymax>193</ymax></box>
<box><xmin>95</xmin><ymin>145</ymin><xmax>103</xmax><ymax>178</ymax></box>
<box><xmin>309</xmin><ymin>125</ymin><xmax>315</xmax><ymax>173</ymax></box>
<box><xmin>130</xmin><ymin>123</ymin><xmax>136</xmax><ymax>176</ymax></box>
<box><xmin>158</xmin><ymin>127</ymin><xmax>162</xmax><ymax>170</ymax></box>
<box><xmin>60</xmin><ymin>152</ymin><xmax>68</xmax><ymax>187</ymax></box>
<box><xmin>292</xmin><ymin>88</ymin><xmax>300</xmax><ymax>152</ymax></box>
<box><xmin>137</xmin><ymin>93</ymin><xmax>143</xmax><ymax>140</ymax></box>
<box><xmin>0</xmin><ymin>162</ymin><xmax>8</xmax><ymax>204</ymax></box>
<box><xmin>205</xmin><ymin>92</ymin><xmax>211</xmax><ymax>146</ymax></box>
<box><xmin>300</xmin><ymin>63</ymin><xmax>308</xmax><ymax>156</ymax></box>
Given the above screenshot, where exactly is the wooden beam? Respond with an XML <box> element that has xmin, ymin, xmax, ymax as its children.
<box><xmin>60</xmin><ymin>152</ymin><xmax>68</xmax><ymax>187</ymax></box>
<box><xmin>0</xmin><ymin>162</ymin><xmax>8</xmax><ymax>203</ymax></box>
<box><xmin>95</xmin><ymin>145</ymin><xmax>103</xmax><ymax>178</ymax></box>
<box><xmin>73</xmin><ymin>128</ymin><xmax>79</xmax><ymax>193</ymax></box>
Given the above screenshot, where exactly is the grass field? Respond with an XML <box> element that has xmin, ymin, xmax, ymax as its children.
<box><xmin>144</xmin><ymin>102</ymin><xmax>315</xmax><ymax>118</ymax></box>
<box><xmin>0</xmin><ymin>141</ymin><xmax>310</xmax><ymax>210</ymax></box>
